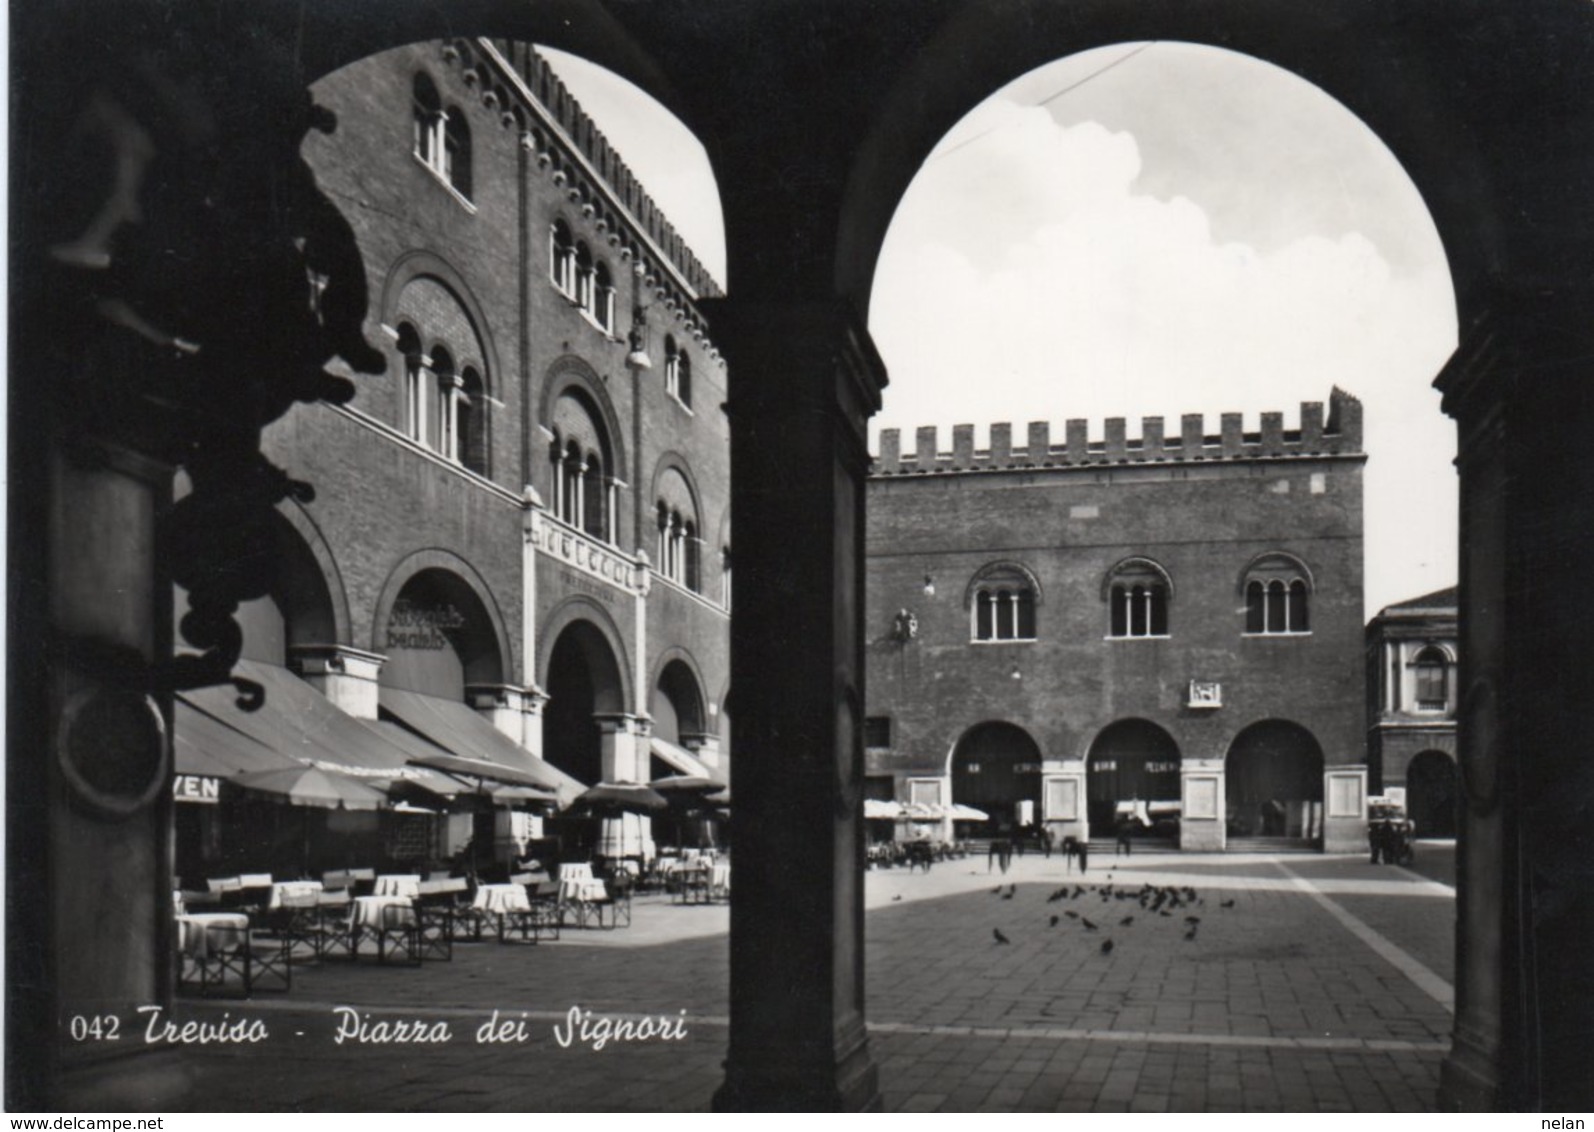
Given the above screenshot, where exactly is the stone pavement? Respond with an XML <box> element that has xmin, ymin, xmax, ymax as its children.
<box><xmin>70</xmin><ymin>849</ymin><xmax>1456</xmax><ymax>1112</ymax></box>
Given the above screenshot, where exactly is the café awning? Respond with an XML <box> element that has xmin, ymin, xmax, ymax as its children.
<box><xmin>178</xmin><ymin>659</ymin><xmax>459</xmax><ymax>800</ymax></box>
<box><xmin>650</xmin><ymin>736</ymin><xmax>726</xmax><ymax>786</ymax></box>
<box><xmin>379</xmin><ymin>687</ymin><xmax>585</xmax><ymax>806</ymax></box>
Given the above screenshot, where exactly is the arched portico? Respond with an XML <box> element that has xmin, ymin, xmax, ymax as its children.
<box><xmin>16</xmin><ymin>0</ymin><xmax>1594</xmax><ymax>1113</ymax></box>
<box><xmin>1407</xmin><ymin>749</ymin><xmax>1460</xmax><ymax>839</ymax></box>
<box><xmin>1224</xmin><ymin>719</ymin><xmax>1325</xmax><ymax>841</ymax></box>
<box><xmin>948</xmin><ymin>721</ymin><xmax>1044</xmax><ymax>834</ymax></box>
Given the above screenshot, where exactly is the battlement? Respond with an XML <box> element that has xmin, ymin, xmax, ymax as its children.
<box><xmin>872</xmin><ymin>388</ymin><xmax>1362</xmax><ymax>476</ymax></box>
<box><xmin>468</xmin><ymin>38</ymin><xmax>723</xmax><ymax>302</ymax></box>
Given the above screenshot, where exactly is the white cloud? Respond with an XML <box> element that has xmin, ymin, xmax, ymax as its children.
<box><xmin>870</xmin><ymin>102</ymin><xmax>1458</xmax><ymax>615</ymax></box>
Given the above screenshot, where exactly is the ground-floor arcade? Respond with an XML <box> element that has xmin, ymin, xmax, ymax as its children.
<box><xmin>869</xmin><ymin>714</ymin><xmax>1365</xmax><ymax>853</ymax></box>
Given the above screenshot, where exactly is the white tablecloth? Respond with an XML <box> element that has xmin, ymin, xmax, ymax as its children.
<box><xmin>176</xmin><ymin>912</ymin><xmax>248</xmax><ymax>958</ymax></box>
<box><xmin>374</xmin><ymin>874</ymin><xmax>421</xmax><ymax>899</ymax></box>
<box><xmin>472</xmin><ymin>884</ymin><xmax>530</xmax><ymax>914</ymax></box>
<box><xmin>351</xmin><ymin>894</ymin><xmax>414</xmax><ymax>929</ymax></box>
<box><xmin>560</xmin><ymin>878</ymin><xmax>608</xmax><ymax>904</ymax></box>
<box><xmin>267</xmin><ymin>880</ymin><xmax>324</xmax><ymax>910</ymax></box>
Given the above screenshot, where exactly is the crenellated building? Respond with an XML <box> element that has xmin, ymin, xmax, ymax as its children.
<box><xmin>170</xmin><ymin>38</ymin><xmax>731</xmax><ymax>880</ymax></box>
<box><xmin>864</xmin><ymin>388</ymin><xmax>1368</xmax><ymax>852</ymax></box>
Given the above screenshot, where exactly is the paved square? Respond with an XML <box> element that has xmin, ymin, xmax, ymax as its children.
<box><xmin>69</xmin><ymin>848</ymin><xmax>1454</xmax><ymax>1111</ymax></box>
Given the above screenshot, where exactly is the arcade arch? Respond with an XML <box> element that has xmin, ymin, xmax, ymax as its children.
<box><xmin>949</xmin><ymin>721</ymin><xmax>1043</xmax><ymax>832</ymax></box>
<box><xmin>1225</xmin><ymin>719</ymin><xmax>1324</xmax><ymax>840</ymax></box>
<box><xmin>543</xmin><ymin>617</ymin><xmax>628</xmax><ymax>786</ymax></box>
<box><xmin>1406</xmin><ymin>749</ymin><xmax>1459</xmax><ymax>838</ymax></box>
<box><xmin>1085</xmin><ymin>719</ymin><xmax>1181</xmax><ymax>835</ymax></box>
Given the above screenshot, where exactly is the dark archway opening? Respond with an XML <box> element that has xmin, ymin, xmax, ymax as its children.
<box><xmin>1407</xmin><ymin>749</ymin><xmax>1459</xmax><ymax>838</ymax></box>
<box><xmin>1226</xmin><ymin>719</ymin><xmax>1324</xmax><ymax>840</ymax></box>
<box><xmin>544</xmin><ymin>620</ymin><xmax>624</xmax><ymax>786</ymax></box>
<box><xmin>950</xmin><ymin>721</ymin><xmax>1043</xmax><ymax>835</ymax></box>
<box><xmin>1086</xmin><ymin>719</ymin><xmax>1181</xmax><ymax>837</ymax></box>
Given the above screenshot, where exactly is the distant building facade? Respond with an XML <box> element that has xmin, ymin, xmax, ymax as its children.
<box><xmin>1365</xmin><ymin>586</ymin><xmax>1459</xmax><ymax>837</ymax></box>
<box><xmin>864</xmin><ymin>389</ymin><xmax>1368</xmax><ymax>852</ymax></box>
<box><xmin>172</xmin><ymin>39</ymin><xmax>730</xmax><ymax>880</ymax></box>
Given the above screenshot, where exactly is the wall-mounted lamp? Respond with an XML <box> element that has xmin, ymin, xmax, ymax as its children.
<box><xmin>1010</xmin><ymin>665</ymin><xmax>1023</xmax><ymax>682</ymax></box>
<box><xmin>923</xmin><ymin>574</ymin><xmax>936</xmax><ymax>597</ymax></box>
<box><xmin>624</xmin><ymin>262</ymin><xmax>652</xmax><ymax>371</ymax></box>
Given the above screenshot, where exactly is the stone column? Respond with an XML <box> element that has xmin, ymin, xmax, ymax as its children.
<box><xmin>707</xmin><ymin>300</ymin><xmax>883</xmax><ymax>1111</ymax></box>
<box><xmin>1042</xmin><ymin>765</ymin><xmax>1087</xmax><ymax>844</ymax></box>
<box><xmin>520</xmin><ymin>686</ymin><xmax>549</xmax><ymax>758</ymax></box>
<box><xmin>594</xmin><ymin>712</ymin><xmax>644</xmax><ymax>783</ymax></box>
<box><xmin>467</xmin><ymin>684</ymin><xmax>531</xmax><ymax>742</ymax></box>
<box><xmin>293</xmin><ymin>645</ymin><xmax>385</xmax><ymax>719</ymax></box>
<box><xmin>35</xmin><ymin>438</ymin><xmax>179</xmax><ymax>1105</ymax></box>
<box><xmin>1179</xmin><ymin>760</ymin><xmax>1226</xmax><ymax>851</ymax></box>
<box><xmin>1436</xmin><ymin>292</ymin><xmax>1594</xmax><ymax>1111</ymax></box>
<box><xmin>1321</xmin><ymin>765</ymin><xmax>1367</xmax><ymax>853</ymax></box>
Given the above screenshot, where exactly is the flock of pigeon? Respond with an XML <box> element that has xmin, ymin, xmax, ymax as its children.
<box><xmin>989</xmin><ymin>876</ymin><xmax>1239</xmax><ymax>952</ymax></box>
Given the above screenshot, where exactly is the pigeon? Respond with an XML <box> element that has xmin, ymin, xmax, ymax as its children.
<box><xmin>1001</xmin><ymin>890</ymin><xmax>1014</xmax><ymax>900</ymax></box>
<box><xmin>1184</xmin><ymin>927</ymin><xmax>1198</xmax><ymax>941</ymax></box>
<box><xmin>1119</xmin><ymin>915</ymin><xmax>1134</xmax><ymax>926</ymax></box>
<box><xmin>1220</xmin><ymin>899</ymin><xmax>1235</xmax><ymax>909</ymax></box>
<box><xmin>993</xmin><ymin>885</ymin><xmax>1004</xmax><ymax>895</ymax></box>
<box><xmin>1050</xmin><ymin>915</ymin><xmax>1060</xmax><ymax>927</ymax></box>
<box><xmin>993</xmin><ymin>928</ymin><xmax>1010</xmax><ymax>945</ymax></box>
<box><xmin>1064</xmin><ymin>910</ymin><xmax>1079</xmax><ymax>920</ymax></box>
<box><xmin>1008</xmin><ymin>884</ymin><xmax>1017</xmax><ymax>898</ymax></box>
<box><xmin>1159</xmin><ymin>910</ymin><xmax>1172</xmax><ymax>917</ymax></box>
<box><xmin>1081</xmin><ymin>917</ymin><xmax>1098</xmax><ymax>931</ymax></box>
<box><xmin>1046</xmin><ymin>889</ymin><xmax>1064</xmax><ymax>903</ymax></box>
<box><xmin>1100</xmin><ymin>939</ymin><xmax>1114</xmax><ymax>954</ymax></box>
<box><xmin>1185</xmin><ymin>916</ymin><xmax>1201</xmax><ymax>924</ymax></box>
<box><xmin>892</xmin><ymin>895</ymin><xmax>902</xmax><ymax>902</ymax></box>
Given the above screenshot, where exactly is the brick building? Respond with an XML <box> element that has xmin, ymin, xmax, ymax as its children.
<box><xmin>172</xmin><ymin>38</ymin><xmax>731</xmax><ymax>878</ymax></box>
<box><xmin>864</xmin><ymin>388</ymin><xmax>1368</xmax><ymax>852</ymax></box>
<box><xmin>1365</xmin><ymin>586</ymin><xmax>1460</xmax><ymax>837</ymax></box>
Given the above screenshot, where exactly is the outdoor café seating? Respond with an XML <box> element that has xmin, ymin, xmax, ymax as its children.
<box><xmin>351</xmin><ymin>894</ymin><xmax>421</xmax><ymax>965</ymax></box>
<box><xmin>414</xmin><ymin>877</ymin><xmax>468</xmax><ymax>960</ymax></box>
<box><xmin>175</xmin><ymin>910</ymin><xmax>291</xmax><ymax>997</ymax></box>
<box><xmin>557</xmin><ymin>862</ymin><xmax>610</xmax><ymax>927</ymax></box>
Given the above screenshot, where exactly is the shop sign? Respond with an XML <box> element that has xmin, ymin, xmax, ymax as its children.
<box><xmin>174</xmin><ymin>774</ymin><xmax>220</xmax><ymax>804</ymax></box>
<box><xmin>387</xmin><ymin>599</ymin><xmax>466</xmax><ymax>650</ymax></box>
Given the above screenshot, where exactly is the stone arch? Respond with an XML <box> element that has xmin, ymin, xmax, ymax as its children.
<box><xmin>947</xmin><ymin>720</ymin><xmax>1044</xmax><ymax>833</ymax></box>
<box><xmin>1224</xmin><ymin>718</ymin><xmax>1325</xmax><ymax>839</ymax></box>
<box><xmin>540</xmin><ymin>355</ymin><xmax>629</xmax><ymax>484</ymax></box>
<box><xmin>649</xmin><ymin>451</ymin><xmax>704</xmax><ymax>520</ymax></box>
<box><xmin>961</xmin><ymin>559</ymin><xmax>1043</xmax><ymax>610</ymax></box>
<box><xmin>650</xmin><ymin>651</ymin><xmax>708</xmax><ymax>747</ymax></box>
<box><xmin>379</xmin><ymin>250</ymin><xmax>500</xmax><ymax>393</ymax></box>
<box><xmin>1099</xmin><ymin>555</ymin><xmax>1174</xmax><ymax>601</ymax></box>
<box><xmin>1235</xmin><ymin>550</ymin><xmax>1316</xmax><ymax>595</ymax></box>
<box><xmin>537</xmin><ymin>595</ymin><xmax>633</xmax><ymax>713</ymax></box>
<box><xmin>276</xmin><ymin>500</ymin><xmax>353</xmax><ymax>646</ymax></box>
<box><xmin>1085</xmin><ymin>718</ymin><xmax>1182</xmax><ymax>834</ymax></box>
<box><xmin>369</xmin><ymin>548</ymin><xmax>513</xmax><ymax>687</ymax></box>
<box><xmin>543</xmin><ymin>612</ymin><xmax>631</xmax><ymax>786</ymax></box>
<box><xmin>1406</xmin><ymin>749</ymin><xmax>1460</xmax><ymax>838</ymax></box>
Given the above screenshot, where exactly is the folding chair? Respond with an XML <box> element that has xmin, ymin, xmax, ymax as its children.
<box><xmin>415</xmin><ymin>879</ymin><xmax>465</xmax><ymax>961</ymax></box>
<box><xmin>588</xmin><ymin>875</ymin><xmax>633</xmax><ymax>929</ymax></box>
<box><xmin>374</xmin><ymin>902</ymin><xmax>421</xmax><ymax>966</ymax></box>
<box><xmin>312</xmin><ymin>891</ymin><xmax>355</xmax><ymax>960</ymax></box>
<box><xmin>528</xmin><ymin>881</ymin><xmax>562</xmax><ymax>942</ymax></box>
<box><xmin>244</xmin><ymin>924</ymin><xmax>292</xmax><ymax>993</ymax></box>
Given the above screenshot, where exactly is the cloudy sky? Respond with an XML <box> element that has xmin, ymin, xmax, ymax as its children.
<box><xmin>543</xmin><ymin>42</ymin><xmax>1459</xmax><ymax>618</ymax></box>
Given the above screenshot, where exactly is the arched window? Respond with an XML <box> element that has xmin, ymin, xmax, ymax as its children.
<box><xmin>457</xmin><ymin>367</ymin><xmax>486</xmax><ymax>475</ymax></box>
<box><xmin>575</xmin><ymin>242</ymin><xmax>594</xmax><ymax>311</ymax></box>
<box><xmin>1242</xmin><ymin>554</ymin><xmax>1312</xmax><ymax>634</ymax></box>
<box><xmin>592</xmin><ymin>261</ymin><xmax>615</xmax><ymax>331</ymax></box>
<box><xmin>664</xmin><ymin>336</ymin><xmax>681</xmax><ymax>400</ymax></box>
<box><xmin>443</xmin><ymin>107</ymin><xmax>472</xmax><ymax>200</ymax></box>
<box><xmin>412</xmin><ymin>74</ymin><xmax>442</xmax><ymax>169</ymax></box>
<box><xmin>721</xmin><ymin>547</ymin><xmax>732</xmax><ymax>609</ymax></box>
<box><xmin>677</xmin><ymin>351</ymin><xmax>692</xmax><ymax>407</ymax></box>
<box><xmin>429</xmin><ymin>345</ymin><xmax>455</xmax><ymax>455</ymax></box>
<box><xmin>968</xmin><ymin>564</ymin><xmax>1039</xmax><ymax>642</ymax></box>
<box><xmin>582</xmin><ymin>453</ymin><xmax>606</xmax><ymax>539</ymax></box>
<box><xmin>396</xmin><ymin>322</ymin><xmax>425</xmax><ymax>443</ymax></box>
<box><xmin>1105</xmin><ymin>559</ymin><xmax>1170</xmax><ymax>639</ymax></box>
<box><xmin>549</xmin><ymin>220</ymin><xmax>575</xmax><ymax>296</ymax></box>
<box><xmin>549</xmin><ymin>388</ymin><xmax>618</xmax><ymax>543</ymax></box>
<box><xmin>1413</xmin><ymin>646</ymin><xmax>1449</xmax><ymax>710</ymax></box>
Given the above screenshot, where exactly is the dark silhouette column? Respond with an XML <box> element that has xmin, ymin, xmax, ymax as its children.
<box><xmin>1437</xmin><ymin>289</ymin><xmax>1594</xmax><ymax>1111</ymax></box>
<box><xmin>708</xmin><ymin>300</ymin><xmax>885</xmax><ymax>1111</ymax></box>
